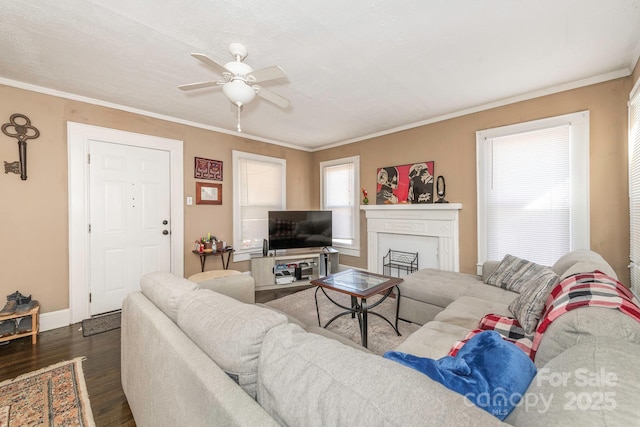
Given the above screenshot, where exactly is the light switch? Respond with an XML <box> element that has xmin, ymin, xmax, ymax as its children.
<box><xmin>186</xmin><ymin>196</ymin><xmax>193</xmax><ymax>206</ymax></box>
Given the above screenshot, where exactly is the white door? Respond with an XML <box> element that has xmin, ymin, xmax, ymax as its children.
<box><xmin>89</xmin><ymin>140</ymin><xmax>171</xmax><ymax>315</ymax></box>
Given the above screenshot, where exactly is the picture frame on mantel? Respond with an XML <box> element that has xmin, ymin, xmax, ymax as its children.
<box><xmin>376</xmin><ymin>161</ymin><xmax>434</xmax><ymax>204</ymax></box>
<box><xmin>196</xmin><ymin>182</ymin><xmax>222</xmax><ymax>205</ymax></box>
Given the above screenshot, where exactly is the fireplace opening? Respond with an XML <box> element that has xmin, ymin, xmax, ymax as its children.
<box><xmin>383</xmin><ymin>250</ymin><xmax>418</xmax><ymax>278</ymax></box>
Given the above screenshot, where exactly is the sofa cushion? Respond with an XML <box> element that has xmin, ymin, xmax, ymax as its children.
<box><xmin>140</xmin><ymin>271</ymin><xmax>199</xmax><ymax>322</ymax></box>
<box><xmin>485</xmin><ymin>254</ymin><xmax>556</xmax><ymax>294</ymax></box>
<box><xmin>508</xmin><ymin>270</ymin><xmax>558</xmax><ymax>334</ymax></box>
<box><xmin>257</xmin><ymin>323</ymin><xmax>505</xmax><ymax>427</ymax></box>
<box><xmin>507</xmin><ymin>337</ymin><xmax>640</xmax><ymax>426</ymax></box>
<box><xmin>558</xmin><ymin>260</ymin><xmax>618</xmax><ymax>281</ymax></box>
<box><xmin>434</xmin><ymin>296</ymin><xmax>512</xmax><ymax>330</ymax></box>
<box><xmin>399</xmin><ymin>268</ymin><xmax>483</xmax><ymax>309</ymax></box>
<box><xmin>481</xmin><ymin>260</ymin><xmax>501</xmax><ymax>282</ymax></box>
<box><xmin>534</xmin><ymin>306</ymin><xmax>640</xmax><ymax>367</ymax></box>
<box><xmin>460</xmin><ymin>283</ymin><xmax>519</xmax><ymax>306</ymax></box>
<box><xmin>385</xmin><ymin>331</ymin><xmax>537</xmax><ymax>421</ymax></box>
<box><xmin>550</xmin><ymin>249</ymin><xmax>618</xmax><ymax>280</ymax></box>
<box><xmin>177</xmin><ymin>289</ymin><xmax>288</xmax><ymax>398</ymax></box>
<box><xmin>256</xmin><ymin>303</ymin><xmax>307</xmax><ymax>329</ymax></box>
<box><xmin>394</xmin><ymin>321</ymin><xmax>472</xmax><ymax>359</ymax></box>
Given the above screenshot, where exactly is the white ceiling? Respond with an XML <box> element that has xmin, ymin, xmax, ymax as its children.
<box><xmin>1</xmin><ymin>1</ymin><xmax>639</xmax><ymax>151</ymax></box>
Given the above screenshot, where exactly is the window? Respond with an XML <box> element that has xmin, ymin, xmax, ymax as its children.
<box><xmin>320</xmin><ymin>156</ymin><xmax>360</xmax><ymax>256</ymax></box>
<box><xmin>476</xmin><ymin>111</ymin><xmax>589</xmax><ymax>271</ymax></box>
<box><xmin>232</xmin><ymin>151</ymin><xmax>286</xmax><ymax>261</ymax></box>
<box><xmin>629</xmin><ymin>82</ymin><xmax>640</xmax><ymax>296</ymax></box>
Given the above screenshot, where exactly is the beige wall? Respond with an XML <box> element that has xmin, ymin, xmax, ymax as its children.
<box><xmin>0</xmin><ymin>70</ymin><xmax>635</xmax><ymax>317</ymax></box>
<box><xmin>314</xmin><ymin>77</ymin><xmax>632</xmax><ymax>283</ymax></box>
<box><xmin>0</xmin><ymin>84</ymin><xmax>313</xmax><ymax>315</ymax></box>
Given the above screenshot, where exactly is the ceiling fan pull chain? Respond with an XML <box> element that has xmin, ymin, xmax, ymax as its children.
<box><xmin>236</xmin><ymin>104</ymin><xmax>242</xmax><ymax>132</ymax></box>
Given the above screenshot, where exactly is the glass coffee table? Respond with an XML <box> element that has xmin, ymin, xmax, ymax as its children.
<box><xmin>310</xmin><ymin>269</ymin><xmax>403</xmax><ymax>348</ymax></box>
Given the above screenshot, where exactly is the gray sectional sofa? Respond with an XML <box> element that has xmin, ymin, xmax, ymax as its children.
<box><xmin>121</xmin><ymin>250</ymin><xmax>640</xmax><ymax>426</ymax></box>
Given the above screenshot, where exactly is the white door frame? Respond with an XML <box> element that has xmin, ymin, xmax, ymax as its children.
<box><xmin>67</xmin><ymin>122</ymin><xmax>184</xmax><ymax>324</ymax></box>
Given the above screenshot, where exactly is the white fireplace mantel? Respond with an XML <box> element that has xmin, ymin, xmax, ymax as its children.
<box><xmin>361</xmin><ymin>204</ymin><xmax>462</xmax><ymax>273</ymax></box>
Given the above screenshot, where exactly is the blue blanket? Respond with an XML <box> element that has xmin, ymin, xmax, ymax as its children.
<box><xmin>384</xmin><ymin>331</ymin><xmax>536</xmax><ymax>420</ymax></box>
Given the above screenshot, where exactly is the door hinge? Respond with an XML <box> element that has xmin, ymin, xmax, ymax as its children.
<box><xmin>89</xmin><ymin>293</ymin><xmax>92</xmax><ymax>303</ymax></box>
<box><xmin>87</xmin><ymin>153</ymin><xmax>90</xmax><ymax>164</ymax></box>
<box><xmin>88</xmin><ymin>224</ymin><xmax>91</xmax><ymax>233</ymax></box>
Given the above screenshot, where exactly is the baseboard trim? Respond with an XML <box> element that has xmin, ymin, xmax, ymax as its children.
<box><xmin>40</xmin><ymin>309</ymin><xmax>71</xmax><ymax>332</ymax></box>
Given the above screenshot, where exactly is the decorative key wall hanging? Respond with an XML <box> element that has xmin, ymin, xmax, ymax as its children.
<box><xmin>2</xmin><ymin>113</ymin><xmax>40</xmax><ymax>180</ymax></box>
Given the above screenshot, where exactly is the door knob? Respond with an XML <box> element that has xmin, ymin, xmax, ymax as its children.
<box><xmin>162</xmin><ymin>230</ymin><xmax>169</xmax><ymax>235</ymax></box>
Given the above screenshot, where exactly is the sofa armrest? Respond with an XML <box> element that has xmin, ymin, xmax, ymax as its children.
<box><xmin>122</xmin><ymin>292</ymin><xmax>278</xmax><ymax>426</ymax></box>
<box><xmin>481</xmin><ymin>260</ymin><xmax>501</xmax><ymax>282</ymax></box>
<box><xmin>198</xmin><ymin>273</ymin><xmax>256</xmax><ymax>304</ymax></box>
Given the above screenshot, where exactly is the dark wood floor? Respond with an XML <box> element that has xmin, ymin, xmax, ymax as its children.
<box><xmin>0</xmin><ymin>323</ymin><xmax>134</xmax><ymax>426</ymax></box>
<box><xmin>0</xmin><ymin>288</ymin><xmax>305</xmax><ymax>427</ymax></box>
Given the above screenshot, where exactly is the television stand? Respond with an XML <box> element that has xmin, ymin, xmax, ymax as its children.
<box><xmin>251</xmin><ymin>248</ymin><xmax>339</xmax><ymax>291</ymax></box>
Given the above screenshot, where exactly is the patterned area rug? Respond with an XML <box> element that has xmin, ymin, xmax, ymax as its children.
<box><xmin>265</xmin><ymin>287</ymin><xmax>420</xmax><ymax>355</ymax></box>
<box><xmin>81</xmin><ymin>312</ymin><xmax>121</xmax><ymax>337</ymax></box>
<box><xmin>0</xmin><ymin>357</ymin><xmax>95</xmax><ymax>427</ymax></box>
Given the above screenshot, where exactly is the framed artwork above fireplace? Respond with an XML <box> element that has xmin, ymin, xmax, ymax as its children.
<box><xmin>376</xmin><ymin>161</ymin><xmax>435</xmax><ymax>204</ymax></box>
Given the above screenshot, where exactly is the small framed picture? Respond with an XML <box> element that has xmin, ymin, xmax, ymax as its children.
<box><xmin>194</xmin><ymin>157</ymin><xmax>223</xmax><ymax>181</ymax></box>
<box><xmin>196</xmin><ymin>182</ymin><xmax>222</xmax><ymax>205</ymax></box>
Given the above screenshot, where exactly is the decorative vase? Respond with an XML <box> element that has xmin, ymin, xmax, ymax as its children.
<box><xmin>363</xmin><ymin>196</ymin><xmax>369</xmax><ymax>205</ymax></box>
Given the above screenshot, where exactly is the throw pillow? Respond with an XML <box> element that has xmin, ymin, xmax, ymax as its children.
<box><xmin>177</xmin><ymin>289</ymin><xmax>288</xmax><ymax>399</ymax></box>
<box><xmin>384</xmin><ymin>331</ymin><xmax>537</xmax><ymax>421</ymax></box>
<box><xmin>508</xmin><ymin>270</ymin><xmax>559</xmax><ymax>334</ymax></box>
<box><xmin>485</xmin><ymin>254</ymin><xmax>555</xmax><ymax>293</ymax></box>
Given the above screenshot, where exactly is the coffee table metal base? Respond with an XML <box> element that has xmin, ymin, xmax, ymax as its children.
<box><xmin>315</xmin><ymin>286</ymin><xmax>401</xmax><ymax>348</ymax></box>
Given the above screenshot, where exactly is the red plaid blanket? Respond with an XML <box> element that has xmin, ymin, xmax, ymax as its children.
<box><xmin>448</xmin><ymin>315</ymin><xmax>534</xmax><ymax>357</ymax></box>
<box><xmin>530</xmin><ymin>270</ymin><xmax>640</xmax><ymax>357</ymax></box>
<box><xmin>448</xmin><ymin>271</ymin><xmax>640</xmax><ymax>360</ymax></box>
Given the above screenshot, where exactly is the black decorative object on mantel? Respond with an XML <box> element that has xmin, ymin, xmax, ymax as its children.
<box><xmin>435</xmin><ymin>175</ymin><xmax>449</xmax><ymax>203</ymax></box>
<box><xmin>2</xmin><ymin>113</ymin><xmax>40</xmax><ymax>181</ymax></box>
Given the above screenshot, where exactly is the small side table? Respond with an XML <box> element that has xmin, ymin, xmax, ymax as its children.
<box><xmin>192</xmin><ymin>248</ymin><xmax>235</xmax><ymax>272</ymax></box>
<box><xmin>0</xmin><ymin>303</ymin><xmax>40</xmax><ymax>345</ymax></box>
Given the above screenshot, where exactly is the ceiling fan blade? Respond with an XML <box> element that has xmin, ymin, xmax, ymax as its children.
<box><xmin>248</xmin><ymin>66</ymin><xmax>286</xmax><ymax>83</ymax></box>
<box><xmin>191</xmin><ymin>53</ymin><xmax>229</xmax><ymax>75</ymax></box>
<box><xmin>254</xmin><ymin>85</ymin><xmax>290</xmax><ymax>109</ymax></box>
<box><xmin>178</xmin><ymin>81</ymin><xmax>223</xmax><ymax>91</ymax></box>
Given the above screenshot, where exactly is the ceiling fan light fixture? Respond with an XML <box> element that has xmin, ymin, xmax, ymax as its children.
<box><xmin>222</xmin><ymin>79</ymin><xmax>256</xmax><ymax>105</ymax></box>
<box><xmin>224</xmin><ymin>61</ymin><xmax>252</xmax><ymax>76</ymax></box>
<box><xmin>180</xmin><ymin>44</ymin><xmax>290</xmax><ymax>133</ymax></box>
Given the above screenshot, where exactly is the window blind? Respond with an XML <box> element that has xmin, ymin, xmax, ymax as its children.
<box><xmin>320</xmin><ymin>156</ymin><xmax>360</xmax><ymax>256</ymax></box>
<box><xmin>486</xmin><ymin>125</ymin><xmax>571</xmax><ymax>266</ymax></box>
<box><xmin>629</xmin><ymin>88</ymin><xmax>640</xmax><ymax>295</ymax></box>
<box><xmin>233</xmin><ymin>153</ymin><xmax>285</xmax><ymax>254</ymax></box>
<box><xmin>323</xmin><ymin>162</ymin><xmax>354</xmax><ymax>243</ymax></box>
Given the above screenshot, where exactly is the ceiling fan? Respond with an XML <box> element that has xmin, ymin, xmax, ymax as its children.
<box><xmin>179</xmin><ymin>43</ymin><xmax>290</xmax><ymax>132</ymax></box>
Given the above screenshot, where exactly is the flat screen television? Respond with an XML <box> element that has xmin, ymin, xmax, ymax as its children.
<box><xmin>268</xmin><ymin>210</ymin><xmax>332</xmax><ymax>251</ymax></box>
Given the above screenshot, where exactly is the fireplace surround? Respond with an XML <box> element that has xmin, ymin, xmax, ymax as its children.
<box><xmin>361</xmin><ymin>204</ymin><xmax>462</xmax><ymax>274</ymax></box>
